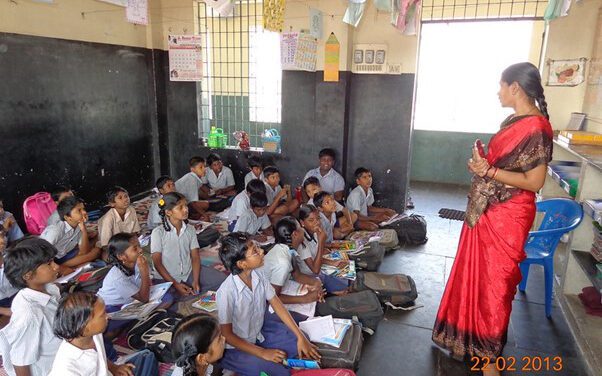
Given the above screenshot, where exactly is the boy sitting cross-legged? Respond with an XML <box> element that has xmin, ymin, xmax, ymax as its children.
<box><xmin>346</xmin><ymin>167</ymin><xmax>397</xmax><ymax>231</ymax></box>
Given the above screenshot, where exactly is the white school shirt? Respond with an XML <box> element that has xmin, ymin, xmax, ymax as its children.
<box><xmin>151</xmin><ymin>222</ymin><xmax>199</xmax><ymax>283</ymax></box>
<box><xmin>0</xmin><ymin>284</ymin><xmax>62</xmax><ymax>376</ymax></box>
<box><xmin>0</xmin><ymin>266</ymin><xmax>18</xmax><ymax>301</ymax></box>
<box><xmin>206</xmin><ymin>166</ymin><xmax>235</xmax><ymax>190</ymax></box>
<box><xmin>147</xmin><ymin>199</ymin><xmax>161</xmax><ymax>230</ymax></box>
<box><xmin>233</xmin><ymin>210</ymin><xmax>271</xmax><ymax>235</ymax></box>
<box><xmin>175</xmin><ymin>172</ymin><xmax>205</xmax><ymax>202</ymax></box>
<box><xmin>228</xmin><ymin>191</ymin><xmax>250</xmax><ymax>222</ymax></box>
<box><xmin>261</xmin><ymin>244</ymin><xmax>294</xmax><ymax>287</ymax></box>
<box><xmin>319</xmin><ymin>211</ymin><xmax>336</xmax><ymax>243</ymax></box>
<box><xmin>264</xmin><ymin>182</ymin><xmax>282</xmax><ymax>206</ymax></box>
<box><xmin>296</xmin><ymin>230</ymin><xmax>319</xmax><ymax>276</ymax></box>
<box><xmin>244</xmin><ymin>171</ymin><xmax>265</xmax><ymax>187</ymax></box>
<box><xmin>216</xmin><ymin>269</ymin><xmax>275</xmax><ymax>348</ymax></box>
<box><xmin>97</xmin><ymin>207</ymin><xmax>141</xmax><ymax>247</ymax></box>
<box><xmin>46</xmin><ymin>210</ymin><xmax>61</xmax><ymax>227</ymax></box>
<box><xmin>303</xmin><ymin>168</ymin><xmax>345</xmax><ymax>195</ymax></box>
<box><xmin>97</xmin><ymin>265</ymin><xmax>141</xmax><ymax>307</ymax></box>
<box><xmin>40</xmin><ymin>221</ymin><xmax>82</xmax><ymax>259</ymax></box>
<box><xmin>346</xmin><ymin>185</ymin><xmax>375</xmax><ymax>217</ymax></box>
<box><xmin>48</xmin><ymin>333</ymin><xmax>110</xmax><ymax>376</ymax></box>
<box><xmin>307</xmin><ymin>198</ymin><xmax>344</xmax><ymax>212</ymax></box>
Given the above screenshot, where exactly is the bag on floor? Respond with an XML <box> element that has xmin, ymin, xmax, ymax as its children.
<box><xmin>348</xmin><ymin>230</ymin><xmax>399</xmax><ymax>250</ymax></box>
<box><xmin>127</xmin><ymin>309</ymin><xmax>182</xmax><ymax>363</ymax></box>
<box><xmin>353</xmin><ymin>272</ymin><xmax>418</xmax><ymax>308</ymax></box>
<box><xmin>383</xmin><ymin>214</ymin><xmax>427</xmax><ymax>246</ymax></box>
<box><xmin>313</xmin><ymin>321</ymin><xmax>363</xmax><ymax>370</ymax></box>
<box><xmin>316</xmin><ymin>290</ymin><xmax>383</xmax><ymax>333</ymax></box>
<box><xmin>292</xmin><ymin>370</ymin><xmax>357</xmax><ymax>376</ymax></box>
<box><xmin>66</xmin><ymin>265</ymin><xmax>112</xmax><ymax>294</ymax></box>
<box><xmin>196</xmin><ymin>225</ymin><xmax>221</xmax><ymax>248</ymax></box>
<box><xmin>207</xmin><ymin>197</ymin><xmax>231</xmax><ymax>213</ymax></box>
<box><xmin>23</xmin><ymin>192</ymin><xmax>56</xmax><ymax>235</ymax></box>
<box><xmin>346</xmin><ymin>241</ymin><xmax>385</xmax><ymax>271</ymax></box>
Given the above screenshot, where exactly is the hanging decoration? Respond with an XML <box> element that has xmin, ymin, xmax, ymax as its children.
<box><xmin>544</xmin><ymin>0</ymin><xmax>572</xmax><ymax>22</ymax></box>
<box><xmin>391</xmin><ymin>0</ymin><xmax>421</xmax><ymax>35</ymax></box>
<box><xmin>309</xmin><ymin>8</ymin><xmax>323</xmax><ymax>39</ymax></box>
<box><xmin>374</xmin><ymin>0</ymin><xmax>392</xmax><ymax>12</ymax></box>
<box><xmin>324</xmin><ymin>32</ymin><xmax>340</xmax><ymax>82</ymax></box>
<box><xmin>264</xmin><ymin>0</ymin><xmax>286</xmax><ymax>32</ymax></box>
<box><xmin>126</xmin><ymin>0</ymin><xmax>148</xmax><ymax>25</ymax></box>
<box><xmin>343</xmin><ymin>0</ymin><xmax>367</xmax><ymax>28</ymax></box>
<box><xmin>204</xmin><ymin>0</ymin><xmax>236</xmax><ymax>17</ymax></box>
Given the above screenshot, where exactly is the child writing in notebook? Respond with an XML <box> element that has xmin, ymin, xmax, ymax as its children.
<box><xmin>216</xmin><ymin>232</ymin><xmax>320</xmax><ymax>376</ymax></box>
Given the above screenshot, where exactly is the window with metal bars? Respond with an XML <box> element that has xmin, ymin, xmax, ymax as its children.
<box><xmin>421</xmin><ymin>0</ymin><xmax>549</xmax><ymax>22</ymax></box>
<box><xmin>196</xmin><ymin>0</ymin><xmax>282</xmax><ymax>151</ymax></box>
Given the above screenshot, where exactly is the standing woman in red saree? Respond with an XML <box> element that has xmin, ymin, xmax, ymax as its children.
<box><xmin>432</xmin><ymin>62</ymin><xmax>554</xmax><ymax>376</ymax></box>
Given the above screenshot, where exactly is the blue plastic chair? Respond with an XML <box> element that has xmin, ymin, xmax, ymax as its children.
<box><xmin>518</xmin><ymin>198</ymin><xmax>583</xmax><ymax>318</ymax></box>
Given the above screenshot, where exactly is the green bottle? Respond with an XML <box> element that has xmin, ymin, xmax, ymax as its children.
<box><xmin>208</xmin><ymin>126</ymin><xmax>217</xmax><ymax>148</ymax></box>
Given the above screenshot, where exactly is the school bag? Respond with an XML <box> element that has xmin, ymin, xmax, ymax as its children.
<box><xmin>127</xmin><ymin>309</ymin><xmax>183</xmax><ymax>363</ymax></box>
<box><xmin>196</xmin><ymin>225</ymin><xmax>221</xmax><ymax>248</ymax></box>
<box><xmin>22</xmin><ymin>192</ymin><xmax>56</xmax><ymax>235</ymax></box>
<box><xmin>316</xmin><ymin>290</ymin><xmax>383</xmax><ymax>333</ymax></box>
<box><xmin>347</xmin><ymin>230</ymin><xmax>399</xmax><ymax>250</ymax></box>
<box><xmin>346</xmin><ymin>241</ymin><xmax>385</xmax><ymax>271</ymax></box>
<box><xmin>65</xmin><ymin>265</ymin><xmax>112</xmax><ymax>294</ymax></box>
<box><xmin>312</xmin><ymin>320</ymin><xmax>364</xmax><ymax>371</ymax></box>
<box><xmin>382</xmin><ymin>214</ymin><xmax>428</xmax><ymax>246</ymax></box>
<box><xmin>352</xmin><ymin>272</ymin><xmax>418</xmax><ymax>308</ymax></box>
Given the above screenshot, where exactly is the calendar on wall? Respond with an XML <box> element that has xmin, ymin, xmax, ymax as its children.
<box><xmin>280</xmin><ymin>32</ymin><xmax>317</xmax><ymax>72</ymax></box>
<box><xmin>168</xmin><ymin>35</ymin><xmax>203</xmax><ymax>82</ymax></box>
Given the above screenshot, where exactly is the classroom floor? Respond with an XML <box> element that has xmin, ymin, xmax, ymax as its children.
<box><xmin>356</xmin><ymin>182</ymin><xmax>590</xmax><ymax>376</ymax></box>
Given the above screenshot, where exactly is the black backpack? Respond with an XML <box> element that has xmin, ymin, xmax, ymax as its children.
<box><xmin>64</xmin><ymin>265</ymin><xmax>112</xmax><ymax>294</ymax></box>
<box><xmin>353</xmin><ymin>272</ymin><xmax>418</xmax><ymax>308</ymax></box>
<box><xmin>384</xmin><ymin>214</ymin><xmax>428</xmax><ymax>246</ymax></box>
<box><xmin>127</xmin><ymin>309</ymin><xmax>183</xmax><ymax>363</ymax></box>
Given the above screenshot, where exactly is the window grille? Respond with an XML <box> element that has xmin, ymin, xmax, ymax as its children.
<box><xmin>421</xmin><ymin>0</ymin><xmax>548</xmax><ymax>22</ymax></box>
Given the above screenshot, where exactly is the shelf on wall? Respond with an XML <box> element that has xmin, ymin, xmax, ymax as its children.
<box><xmin>572</xmin><ymin>250</ymin><xmax>602</xmax><ymax>291</ymax></box>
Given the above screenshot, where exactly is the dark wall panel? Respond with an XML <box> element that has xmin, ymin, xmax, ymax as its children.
<box><xmin>0</xmin><ymin>33</ymin><xmax>156</xmax><ymax>220</ymax></box>
<box><xmin>347</xmin><ymin>74</ymin><xmax>414</xmax><ymax>212</ymax></box>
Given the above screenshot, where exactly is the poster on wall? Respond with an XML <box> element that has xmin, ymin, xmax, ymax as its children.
<box><xmin>126</xmin><ymin>0</ymin><xmax>148</xmax><ymax>25</ymax></box>
<box><xmin>96</xmin><ymin>0</ymin><xmax>127</xmax><ymax>6</ymax></box>
<box><xmin>264</xmin><ymin>0</ymin><xmax>286</xmax><ymax>32</ymax></box>
<box><xmin>168</xmin><ymin>35</ymin><xmax>203</xmax><ymax>81</ymax></box>
<box><xmin>546</xmin><ymin>58</ymin><xmax>586</xmax><ymax>86</ymax></box>
<box><xmin>309</xmin><ymin>8</ymin><xmax>323</xmax><ymax>39</ymax></box>
<box><xmin>205</xmin><ymin>0</ymin><xmax>235</xmax><ymax>17</ymax></box>
<box><xmin>324</xmin><ymin>32</ymin><xmax>340</xmax><ymax>82</ymax></box>
<box><xmin>280</xmin><ymin>32</ymin><xmax>317</xmax><ymax>72</ymax></box>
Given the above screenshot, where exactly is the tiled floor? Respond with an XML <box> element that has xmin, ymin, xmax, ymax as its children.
<box><xmin>356</xmin><ymin>182</ymin><xmax>589</xmax><ymax>376</ymax></box>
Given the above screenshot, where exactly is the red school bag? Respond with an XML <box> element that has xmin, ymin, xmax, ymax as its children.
<box><xmin>292</xmin><ymin>370</ymin><xmax>357</xmax><ymax>376</ymax></box>
<box><xmin>23</xmin><ymin>192</ymin><xmax>56</xmax><ymax>235</ymax></box>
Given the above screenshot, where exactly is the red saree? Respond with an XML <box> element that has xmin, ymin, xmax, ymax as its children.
<box><xmin>432</xmin><ymin>115</ymin><xmax>553</xmax><ymax>359</ymax></box>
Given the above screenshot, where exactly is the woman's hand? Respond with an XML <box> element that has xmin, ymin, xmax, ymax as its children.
<box><xmin>297</xmin><ymin>336</ymin><xmax>321</xmax><ymax>360</ymax></box>
<box><xmin>468</xmin><ymin>145</ymin><xmax>490</xmax><ymax>177</ymax></box>
<box><xmin>260</xmin><ymin>348</ymin><xmax>287</xmax><ymax>363</ymax></box>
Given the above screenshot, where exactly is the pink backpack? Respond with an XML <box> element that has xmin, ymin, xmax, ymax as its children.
<box><xmin>23</xmin><ymin>192</ymin><xmax>56</xmax><ymax>235</ymax></box>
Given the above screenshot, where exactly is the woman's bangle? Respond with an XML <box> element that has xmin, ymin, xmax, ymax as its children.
<box><xmin>492</xmin><ymin>167</ymin><xmax>500</xmax><ymax>180</ymax></box>
<box><xmin>484</xmin><ymin>165</ymin><xmax>493</xmax><ymax>177</ymax></box>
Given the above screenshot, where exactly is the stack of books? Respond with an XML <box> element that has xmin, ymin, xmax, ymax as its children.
<box><xmin>558</xmin><ymin>131</ymin><xmax>602</xmax><ymax>146</ymax></box>
<box><xmin>299</xmin><ymin>315</ymin><xmax>352</xmax><ymax>348</ymax></box>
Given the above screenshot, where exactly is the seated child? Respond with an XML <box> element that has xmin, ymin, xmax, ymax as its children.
<box><xmin>313</xmin><ymin>191</ymin><xmax>353</xmax><ymax>242</ymax></box>
<box><xmin>148</xmin><ymin>176</ymin><xmax>176</xmax><ymax>230</ymax></box>
<box><xmin>265</xmin><ymin>217</ymin><xmax>324</xmax><ymax>308</ymax></box>
<box><xmin>0</xmin><ymin>237</ymin><xmax>62</xmax><ymax>376</ymax></box>
<box><xmin>244</xmin><ymin>155</ymin><xmax>265</xmax><ymax>187</ymax></box>
<box><xmin>41</xmin><ymin>196</ymin><xmax>102</xmax><ymax>270</ymax></box>
<box><xmin>233</xmin><ymin>192</ymin><xmax>273</xmax><ymax>241</ymax></box>
<box><xmin>228</xmin><ymin>179</ymin><xmax>266</xmax><ymax>229</ymax></box>
<box><xmin>216</xmin><ymin>232</ymin><xmax>320</xmax><ymax>376</ymax></box>
<box><xmin>204</xmin><ymin>153</ymin><xmax>236</xmax><ymax>197</ymax></box>
<box><xmin>98</xmin><ymin>186</ymin><xmax>141</xmax><ymax>248</ymax></box>
<box><xmin>0</xmin><ymin>199</ymin><xmax>24</xmax><ymax>244</ymax></box>
<box><xmin>263</xmin><ymin>166</ymin><xmax>299</xmax><ymax>224</ymax></box>
<box><xmin>175</xmin><ymin>156</ymin><xmax>211</xmax><ymax>221</ymax></box>
<box><xmin>47</xmin><ymin>185</ymin><xmax>74</xmax><ymax>227</ymax></box>
<box><xmin>347</xmin><ymin>167</ymin><xmax>397</xmax><ymax>231</ymax></box>
<box><xmin>302</xmin><ymin>148</ymin><xmax>346</xmax><ymax>202</ymax></box>
<box><xmin>303</xmin><ymin>176</ymin><xmax>358</xmax><ymax>231</ymax></box>
<box><xmin>151</xmin><ymin>192</ymin><xmax>226</xmax><ymax>299</ymax></box>
<box><xmin>297</xmin><ymin>205</ymin><xmax>349</xmax><ymax>294</ymax></box>
<box><xmin>49</xmin><ymin>291</ymin><xmax>158</xmax><ymax>376</ymax></box>
<box><xmin>0</xmin><ymin>231</ymin><xmax>18</xmax><ymax>327</ymax></box>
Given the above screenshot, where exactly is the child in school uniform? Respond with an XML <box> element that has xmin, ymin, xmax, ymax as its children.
<box><xmin>47</xmin><ymin>185</ymin><xmax>74</xmax><ymax>227</ymax></box>
<box><xmin>303</xmin><ymin>176</ymin><xmax>358</xmax><ymax>231</ymax></box>
<box><xmin>216</xmin><ymin>232</ymin><xmax>320</xmax><ymax>376</ymax></box>
<box><xmin>0</xmin><ymin>199</ymin><xmax>24</xmax><ymax>244</ymax></box>
<box><xmin>296</xmin><ymin>205</ymin><xmax>349</xmax><ymax>294</ymax></box>
<box><xmin>313</xmin><ymin>191</ymin><xmax>353</xmax><ymax>242</ymax></box>
<box><xmin>172</xmin><ymin>314</ymin><xmax>226</xmax><ymax>376</ymax></box>
<box><xmin>302</xmin><ymin>148</ymin><xmax>346</xmax><ymax>202</ymax></box>
<box><xmin>49</xmin><ymin>291</ymin><xmax>158</xmax><ymax>376</ymax></box>
<box><xmin>244</xmin><ymin>155</ymin><xmax>265</xmax><ymax>187</ymax></box>
<box><xmin>233</xmin><ymin>192</ymin><xmax>274</xmax><ymax>241</ymax></box>
<box><xmin>205</xmin><ymin>153</ymin><xmax>236</xmax><ymax>197</ymax></box>
<box><xmin>0</xmin><ymin>231</ymin><xmax>18</xmax><ymax>327</ymax></box>
<box><xmin>151</xmin><ymin>192</ymin><xmax>226</xmax><ymax>299</ymax></box>
<box><xmin>347</xmin><ymin>167</ymin><xmax>397</xmax><ymax>231</ymax></box>
<box><xmin>175</xmin><ymin>156</ymin><xmax>211</xmax><ymax>221</ymax></box>
<box><xmin>0</xmin><ymin>237</ymin><xmax>62</xmax><ymax>376</ymax></box>
<box><xmin>148</xmin><ymin>176</ymin><xmax>177</xmax><ymax>230</ymax></box>
<box><xmin>97</xmin><ymin>186</ymin><xmax>141</xmax><ymax>248</ymax></box>
<box><xmin>229</xmin><ymin>179</ymin><xmax>267</xmax><ymax>231</ymax></box>
<box><xmin>41</xmin><ymin>196</ymin><xmax>102</xmax><ymax>271</ymax></box>
<box><xmin>263</xmin><ymin>166</ymin><xmax>299</xmax><ymax>224</ymax></box>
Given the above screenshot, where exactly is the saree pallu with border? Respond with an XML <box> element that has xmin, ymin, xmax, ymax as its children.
<box><xmin>432</xmin><ymin>115</ymin><xmax>553</xmax><ymax>359</ymax></box>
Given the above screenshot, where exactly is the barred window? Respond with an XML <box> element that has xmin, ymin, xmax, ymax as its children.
<box><xmin>197</xmin><ymin>0</ymin><xmax>282</xmax><ymax>151</ymax></box>
<box><xmin>421</xmin><ymin>0</ymin><xmax>549</xmax><ymax>22</ymax></box>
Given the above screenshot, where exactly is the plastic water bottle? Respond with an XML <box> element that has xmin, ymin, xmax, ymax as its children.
<box><xmin>208</xmin><ymin>126</ymin><xmax>217</xmax><ymax>148</ymax></box>
<box><xmin>282</xmin><ymin>358</ymin><xmax>320</xmax><ymax>369</ymax></box>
